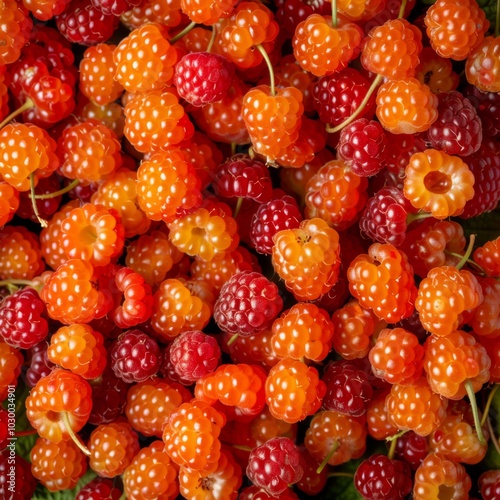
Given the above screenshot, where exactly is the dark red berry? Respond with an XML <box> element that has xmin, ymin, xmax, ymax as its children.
<box><xmin>213</xmin><ymin>154</ymin><xmax>273</xmax><ymax>204</ymax></box>
<box><xmin>0</xmin><ymin>453</ymin><xmax>37</xmax><ymax>500</ymax></box>
<box><xmin>393</xmin><ymin>431</ymin><xmax>429</xmax><ymax>470</ymax></box>
<box><xmin>174</xmin><ymin>52</ymin><xmax>235</xmax><ymax>107</ymax></box>
<box><xmin>0</xmin><ymin>288</ymin><xmax>49</xmax><ymax>349</ymax></box>
<box><xmin>322</xmin><ymin>361</ymin><xmax>373</xmax><ymax>417</ymax></box>
<box><xmin>55</xmin><ymin>0</ymin><xmax>120</xmax><ymax>46</ymax></box>
<box><xmin>75</xmin><ymin>476</ymin><xmax>122</xmax><ymax>499</ymax></box>
<box><xmin>337</xmin><ymin>118</ymin><xmax>388</xmax><ymax>177</ymax></box>
<box><xmin>91</xmin><ymin>0</ymin><xmax>140</xmax><ymax>16</ymax></box>
<box><xmin>26</xmin><ymin>341</ymin><xmax>56</xmax><ymax>388</ymax></box>
<box><xmin>354</xmin><ymin>454</ymin><xmax>412</xmax><ymax>500</ymax></box>
<box><xmin>214</xmin><ymin>271</ymin><xmax>283</xmax><ymax>336</ymax></box>
<box><xmin>17</xmin><ymin>175</ymin><xmax>62</xmax><ymax>223</ymax></box>
<box><xmin>246</xmin><ymin>437</ymin><xmax>304</xmax><ymax>496</ymax></box>
<box><xmin>0</xmin><ymin>409</ymin><xmax>8</xmax><ymax>450</ymax></box>
<box><xmin>463</xmin><ymin>84</ymin><xmax>500</xmax><ymax>139</ymax></box>
<box><xmin>110</xmin><ymin>329</ymin><xmax>161</xmax><ymax>384</ymax></box>
<box><xmin>250</xmin><ymin>195</ymin><xmax>303</xmax><ymax>255</ymax></box>
<box><xmin>169</xmin><ymin>330</ymin><xmax>221</xmax><ymax>383</ymax></box>
<box><xmin>426</xmin><ymin>91</ymin><xmax>483</xmax><ymax>156</ymax></box>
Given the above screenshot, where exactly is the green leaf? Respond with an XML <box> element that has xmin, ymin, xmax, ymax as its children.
<box><xmin>483</xmin><ymin>385</ymin><xmax>500</xmax><ymax>469</ymax></box>
<box><xmin>323</xmin><ymin>458</ymin><xmax>363</xmax><ymax>500</ymax></box>
<box><xmin>477</xmin><ymin>0</ymin><xmax>498</xmax><ymax>28</ymax></box>
<box><xmin>31</xmin><ymin>469</ymin><xmax>97</xmax><ymax>500</ymax></box>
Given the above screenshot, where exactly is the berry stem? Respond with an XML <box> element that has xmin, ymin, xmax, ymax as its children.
<box><xmin>465</xmin><ymin>380</ymin><xmax>486</xmax><ymax>445</ymax></box>
<box><xmin>456</xmin><ymin>234</ymin><xmax>476</xmax><ymax>270</ymax></box>
<box><xmin>327</xmin><ymin>472</ymin><xmax>354</xmax><ymax>479</ymax></box>
<box><xmin>444</xmin><ymin>250</ymin><xmax>486</xmax><ymax>275</ymax></box>
<box><xmin>34</xmin><ymin>179</ymin><xmax>79</xmax><ymax>199</ymax></box>
<box><xmin>406</xmin><ymin>211</ymin><xmax>432</xmax><ymax>225</ymax></box>
<box><xmin>169</xmin><ymin>21</ymin><xmax>197</xmax><ymax>44</ymax></box>
<box><xmin>227</xmin><ymin>333</ymin><xmax>239</xmax><ymax>346</ymax></box>
<box><xmin>30</xmin><ymin>173</ymin><xmax>48</xmax><ymax>228</ymax></box>
<box><xmin>207</xmin><ymin>26</ymin><xmax>217</xmax><ymax>53</ymax></box>
<box><xmin>387</xmin><ymin>433</ymin><xmax>398</xmax><ymax>460</ymax></box>
<box><xmin>255</xmin><ymin>44</ymin><xmax>275</xmax><ymax>97</ymax></box>
<box><xmin>326</xmin><ymin>74</ymin><xmax>383</xmax><ymax>134</ymax></box>
<box><xmin>15</xmin><ymin>428</ymin><xmax>38</xmax><ymax>437</ymax></box>
<box><xmin>486</xmin><ymin>415</ymin><xmax>500</xmax><ymax>456</ymax></box>
<box><xmin>481</xmin><ymin>384</ymin><xmax>499</xmax><ymax>427</ymax></box>
<box><xmin>233</xmin><ymin>197</ymin><xmax>243</xmax><ymax>218</ymax></box>
<box><xmin>0</xmin><ymin>279</ymin><xmax>34</xmax><ymax>288</ymax></box>
<box><xmin>61</xmin><ymin>411</ymin><xmax>91</xmax><ymax>457</ymax></box>
<box><xmin>0</xmin><ymin>98</ymin><xmax>34</xmax><ymax>129</ymax></box>
<box><xmin>231</xmin><ymin>444</ymin><xmax>253</xmax><ymax>452</ymax></box>
<box><xmin>397</xmin><ymin>0</ymin><xmax>408</xmax><ymax>18</ymax></box>
<box><xmin>331</xmin><ymin>0</ymin><xmax>338</xmax><ymax>28</ymax></box>
<box><xmin>316</xmin><ymin>440</ymin><xmax>339</xmax><ymax>474</ymax></box>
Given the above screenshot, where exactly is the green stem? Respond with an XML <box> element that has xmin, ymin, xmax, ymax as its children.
<box><xmin>387</xmin><ymin>434</ymin><xmax>398</xmax><ymax>460</ymax></box>
<box><xmin>231</xmin><ymin>444</ymin><xmax>253</xmax><ymax>452</ymax></box>
<box><xmin>0</xmin><ymin>98</ymin><xmax>34</xmax><ymax>129</ymax></box>
<box><xmin>465</xmin><ymin>380</ymin><xmax>486</xmax><ymax>445</ymax></box>
<box><xmin>30</xmin><ymin>173</ymin><xmax>48</xmax><ymax>227</ymax></box>
<box><xmin>169</xmin><ymin>21</ymin><xmax>196</xmax><ymax>44</ymax></box>
<box><xmin>255</xmin><ymin>44</ymin><xmax>275</xmax><ymax>97</ymax></box>
<box><xmin>331</xmin><ymin>0</ymin><xmax>337</xmax><ymax>28</ymax></box>
<box><xmin>61</xmin><ymin>411</ymin><xmax>91</xmax><ymax>456</ymax></box>
<box><xmin>316</xmin><ymin>441</ymin><xmax>339</xmax><ymax>474</ymax></box>
<box><xmin>0</xmin><ymin>279</ymin><xmax>34</xmax><ymax>288</ymax></box>
<box><xmin>233</xmin><ymin>197</ymin><xmax>243</xmax><ymax>218</ymax></box>
<box><xmin>227</xmin><ymin>333</ymin><xmax>239</xmax><ymax>346</ymax></box>
<box><xmin>207</xmin><ymin>26</ymin><xmax>216</xmax><ymax>53</ymax></box>
<box><xmin>444</xmin><ymin>249</ymin><xmax>486</xmax><ymax>275</ymax></box>
<box><xmin>327</xmin><ymin>471</ymin><xmax>355</xmax><ymax>479</ymax></box>
<box><xmin>456</xmin><ymin>234</ymin><xmax>476</xmax><ymax>271</ymax></box>
<box><xmin>481</xmin><ymin>385</ymin><xmax>499</xmax><ymax>427</ymax></box>
<box><xmin>34</xmin><ymin>179</ymin><xmax>79</xmax><ymax>199</ymax></box>
<box><xmin>487</xmin><ymin>415</ymin><xmax>500</xmax><ymax>456</ymax></box>
<box><xmin>406</xmin><ymin>211</ymin><xmax>432</xmax><ymax>225</ymax></box>
<box><xmin>326</xmin><ymin>74</ymin><xmax>383</xmax><ymax>134</ymax></box>
<box><xmin>398</xmin><ymin>0</ymin><xmax>408</xmax><ymax>19</ymax></box>
<box><xmin>15</xmin><ymin>428</ymin><xmax>38</xmax><ymax>437</ymax></box>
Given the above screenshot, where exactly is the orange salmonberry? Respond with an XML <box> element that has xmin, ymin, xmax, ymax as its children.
<box><xmin>385</xmin><ymin>377</ymin><xmax>448</xmax><ymax>436</ymax></box>
<box><xmin>376</xmin><ymin>78</ymin><xmax>439</xmax><ymax>134</ymax></box>
<box><xmin>415</xmin><ymin>266</ymin><xmax>483</xmax><ymax>337</ymax></box>
<box><xmin>136</xmin><ymin>150</ymin><xmax>202</xmax><ymax>224</ymax></box>
<box><xmin>124</xmin><ymin>89</ymin><xmax>194</xmax><ymax>153</ymax></box>
<box><xmin>423</xmin><ymin>330</ymin><xmax>490</xmax><ymax>400</ymax></box>
<box><xmin>58</xmin><ymin>119</ymin><xmax>122</xmax><ymax>183</ymax></box>
<box><xmin>123</xmin><ymin>440</ymin><xmax>179</xmax><ymax>500</ymax></box>
<box><xmin>151</xmin><ymin>278</ymin><xmax>212</xmax><ymax>341</ymax></box>
<box><xmin>469</xmin><ymin>277</ymin><xmax>500</xmax><ymax>337</ymax></box>
<box><xmin>30</xmin><ymin>437</ymin><xmax>87</xmax><ymax>492</ymax></box>
<box><xmin>415</xmin><ymin>47</ymin><xmax>460</xmax><ymax>93</ymax></box>
<box><xmin>304</xmin><ymin>159</ymin><xmax>368</xmax><ymax>230</ymax></box>
<box><xmin>265</xmin><ymin>358</ymin><xmax>326</xmax><ymax>423</ymax></box>
<box><xmin>347</xmin><ymin>243</ymin><xmax>417</xmax><ymax>324</ymax></box>
<box><xmin>361</xmin><ymin>19</ymin><xmax>423</xmax><ymax>80</ymax></box>
<box><xmin>474</xmin><ymin>236</ymin><xmax>500</xmax><ymax>277</ymax></box>
<box><xmin>0</xmin><ymin>123</ymin><xmax>59</xmax><ymax>192</ymax></box>
<box><xmin>47</xmin><ymin>323</ymin><xmax>106</xmax><ymax>380</ymax></box>
<box><xmin>424</xmin><ymin>0</ymin><xmax>489</xmax><ymax>61</ymax></box>
<box><xmin>413</xmin><ymin>453</ymin><xmax>472</xmax><ymax>499</ymax></box>
<box><xmin>60</xmin><ymin>203</ymin><xmax>125</xmax><ymax>267</ymax></box>
<box><xmin>195</xmin><ymin>363</ymin><xmax>267</xmax><ymax>416</ymax></box>
<box><xmin>162</xmin><ymin>399</ymin><xmax>225</xmax><ymax>473</ymax></box>
<box><xmin>332</xmin><ymin>300</ymin><xmax>386</xmax><ymax>360</ymax></box>
<box><xmin>120</xmin><ymin>0</ymin><xmax>183</xmax><ymax>30</ymax></box>
<box><xmin>369</xmin><ymin>328</ymin><xmax>424</xmax><ymax>385</ymax></box>
<box><xmin>79</xmin><ymin>43</ymin><xmax>124</xmax><ymax>105</ymax></box>
<box><xmin>242</xmin><ymin>85</ymin><xmax>304</xmax><ymax>164</ymax></box>
<box><xmin>0</xmin><ymin>0</ymin><xmax>32</xmax><ymax>65</ymax></box>
<box><xmin>272</xmin><ymin>218</ymin><xmax>341</xmax><ymax>301</ymax></box>
<box><xmin>0</xmin><ymin>341</ymin><xmax>24</xmax><ymax>401</ymax></box>
<box><xmin>404</xmin><ymin>149</ymin><xmax>475</xmax><ymax>219</ymax></box>
<box><xmin>304</xmin><ymin>410</ymin><xmax>367</xmax><ymax>466</ymax></box>
<box><xmin>271</xmin><ymin>303</ymin><xmax>334</xmax><ymax>362</ymax></box>
<box><xmin>465</xmin><ymin>36</ymin><xmax>500</xmax><ymax>93</ymax></box>
<box><xmin>25</xmin><ymin>368</ymin><xmax>93</xmax><ymax>443</ymax></box>
<box><xmin>167</xmin><ymin>201</ymin><xmax>239</xmax><ymax>261</ymax></box>
<box><xmin>89</xmin><ymin>419</ymin><xmax>140</xmax><ymax>478</ymax></box>
<box><xmin>114</xmin><ymin>23</ymin><xmax>177</xmax><ymax>93</ymax></box>
<box><xmin>181</xmin><ymin>0</ymin><xmax>237</xmax><ymax>25</ymax></box>
<box><xmin>0</xmin><ymin>182</ymin><xmax>19</xmax><ymax>228</ymax></box>
<box><xmin>366</xmin><ymin>390</ymin><xmax>399</xmax><ymax>440</ymax></box>
<box><xmin>292</xmin><ymin>14</ymin><xmax>362</xmax><ymax>77</ymax></box>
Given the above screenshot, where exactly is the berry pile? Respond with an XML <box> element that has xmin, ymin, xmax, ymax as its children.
<box><xmin>0</xmin><ymin>0</ymin><xmax>499</xmax><ymax>498</ymax></box>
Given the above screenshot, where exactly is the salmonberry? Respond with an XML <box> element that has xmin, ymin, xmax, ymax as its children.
<box><xmin>0</xmin><ymin>341</ymin><xmax>24</xmax><ymax>401</ymax></box>
<box><xmin>110</xmin><ymin>329</ymin><xmax>161</xmax><ymax>384</ymax></box>
<box><xmin>424</xmin><ymin>0</ymin><xmax>489</xmax><ymax>60</ymax></box>
<box><xmin>474</xmin><ymin>237</ymin><xmax>500</xmax><ymax>277</ymax></box>
<box><xmin>30</xmin><ymin>437</ymin><xmax>88</xmax><ymax>491</ymax></box>
<box><xmin>272</xmin><ymin>218</ymin><xmax>341</xmax><ymax>301</ymax></box>
<box><xmin>89</xmin><ymin>419</ymin><xmax>140</xmax><ymax>478</ymax></box>
<box><xmin>266</xmin><ymin>358</ymin><xmax>326</xmax><ymax>423</ymax></box>
<box><xmin>247</xmin><ymin>437</ymin><xmax>303</xmax><ymax>497</ymax></box>
<box><xmin>479</xmin><ymin>470</ymin><xmax>500</xmax><ymax>500</ymax></box>
<box><xmin>366</xmin><ymin>389</ymin><xmax>399</xmax><ymax>440</ymax></box>
<box><xmin>75</xmin><ymin>477</ymin><xmax>122</xmax><ymax>500</ymax></box>
<box><xmin>123</xmin><ymin>440</ymin><xmax>179</xmax><ymax>500</ymax></box>
<box><xmin>0</xmin><ymin>0</ymin><xmax>32</xmax><ymax>65</ymax></box>
<box><xmin>354</xmin><ymin>454</ymin><xmax>412</xmax><ymax>500</ymax></box>
<box><xmin>415</xmin><ymin>47</ymin><xmax>460</xmax><ymax>93</ymax></box>
<box><xmin>413</xmin><ymin>453</ymin><xmax>471</xmax><ymax>499</ymax></box>
<box><xmin>393</xmin><ymin>431</ymin><xmax>429</xmax><ymax>470</ymax></box>
<box><xmin>25</xmin><ymin>368</ymin><xmax>93</xmax><ymax>443</ymax></box>
<box><xmin>415</xmin><ymin>266</ymin><xmax>483</xmax><ymax>337</ymax></box>
<box><xmin>465</xmin><ymin>36</ymin><xmax>500</xmax><ymax>93</ymax></box>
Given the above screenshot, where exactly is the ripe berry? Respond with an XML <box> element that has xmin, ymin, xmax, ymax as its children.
<box><xmin>246</xmin><ymin>437</ymin><xmax>303</xmax><ymax>496</ymax></box>
<box><xmin>110</xmin><ymin>330</ymin><xmax>161</xmax><ymax>384</ymax></box>
<box><xmin>175</xmin><ymin>52</ymin><xmax>235</xmax><ymax>106</ymax></box>
<box><xmin>75</xmin><ymin>477</ymin><xmax>122</xmax><ymax>500</ymax></box>
<box><xmin>214</xmin><ymin>271</ymin><xmax>283</xmax><ymax>336</ymax></box>
<box><xmin>465</xmin><ymin>36</ymin><xmax>500</xmax><ymax>93</ymax></box>
<box><xmin>354</xmin><ymin>454</ymin><xmax>412</xmax><ymax>500</ymax></box>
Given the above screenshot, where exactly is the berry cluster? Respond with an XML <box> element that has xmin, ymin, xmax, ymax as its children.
<box><xmin>0</xmin><ymin>0</ymin><xmax>499</xmax><ymax>498</ymax></box>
